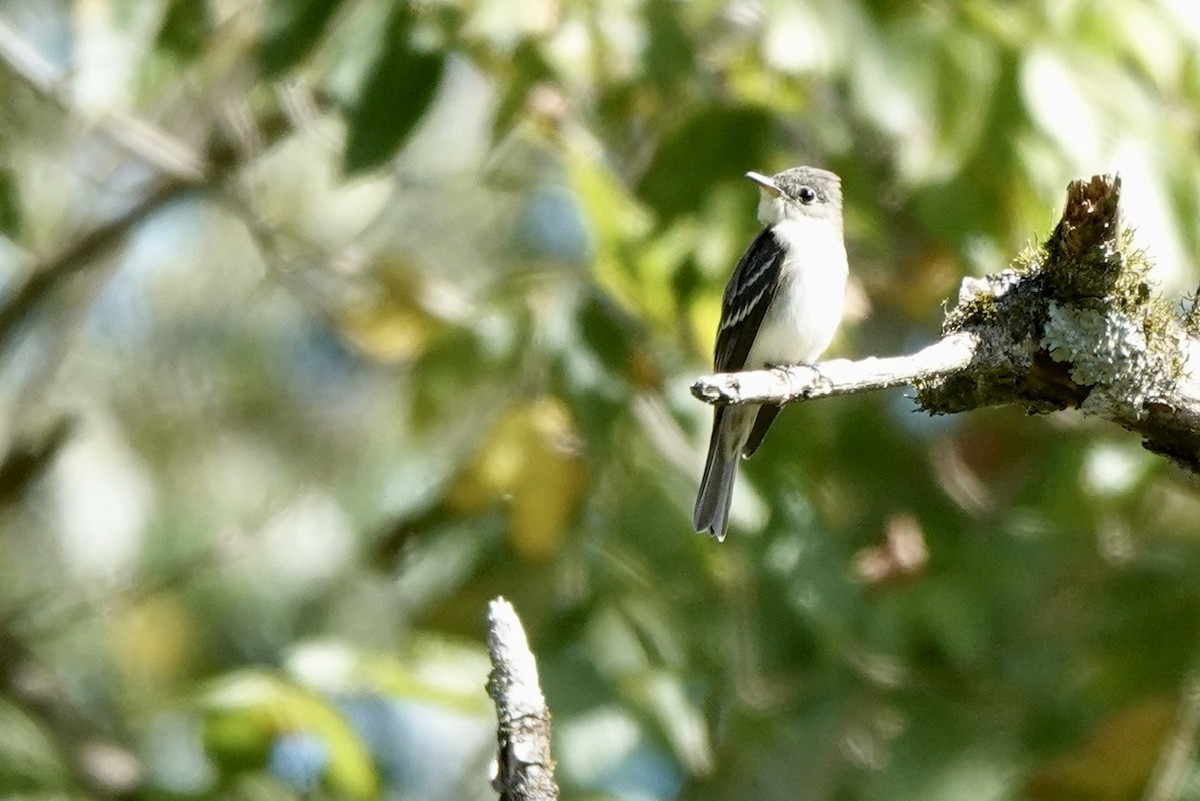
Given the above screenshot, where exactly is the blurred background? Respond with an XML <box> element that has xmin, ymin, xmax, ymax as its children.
<box><xmin>1</xmin><ymin>0</ymin><xmax>1200</xmax><ymax>799</ymax></box>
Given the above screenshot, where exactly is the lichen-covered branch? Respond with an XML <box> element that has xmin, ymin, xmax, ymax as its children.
<box><xmin>485</xmin><ymin>598</ymin><xmax>558</xmax><ymax>801</ymax></box>
<box><xmin>692</xmin><ymin>175</ymin><xmax>1200</xmax><ymax>470</ymax></box>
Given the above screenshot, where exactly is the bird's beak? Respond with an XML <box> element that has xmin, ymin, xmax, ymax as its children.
<box><xmin>745</xmin><ymin>171</ymin><xmax>780</xmax><ymax>196</ymax></box>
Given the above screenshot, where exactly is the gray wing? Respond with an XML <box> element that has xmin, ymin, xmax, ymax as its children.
<box><xmin>713</xmin><ymin>228</ymin><xmax>788</xmax><ymax>458</ymax></box>
<box><xmin>713</xmin><ymin>227</ymin><xmax>785</xmax><ymax>372</ymax></box>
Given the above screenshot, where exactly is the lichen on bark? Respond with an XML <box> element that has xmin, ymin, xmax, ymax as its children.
<box><xmin>915</xmin><ymin>174</ymin><xmax>1200</xmax><ymax>466</ymax></box>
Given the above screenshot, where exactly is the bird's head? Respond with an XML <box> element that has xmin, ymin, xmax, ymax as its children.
<box><xmin>746</xmin><ymin>166</ymin><xmax>842</xmax><ymax>227</ymax></box>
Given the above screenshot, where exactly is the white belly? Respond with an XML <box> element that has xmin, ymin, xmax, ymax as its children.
<box><xmin>745</xmin><ymin>219</ymin><xmax>847</xmax><ymax>367</ymax></box>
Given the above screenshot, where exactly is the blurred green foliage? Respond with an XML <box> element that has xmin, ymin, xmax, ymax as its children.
<box><xmin>0</xmin><ymin>0</ymin><xmax>1199</xmax><ymax>800</ymax></box>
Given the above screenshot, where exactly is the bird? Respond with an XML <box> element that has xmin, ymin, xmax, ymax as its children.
<box><xmin>693</xmin><ymin>166</ymin><xmax>848</xmax><ymax>541</ymax></box>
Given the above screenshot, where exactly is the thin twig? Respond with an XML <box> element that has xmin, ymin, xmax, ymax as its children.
<box><xmin>0</xmin><ymin>19</ymin><xmax>212</xmax><ymax>356</ymax></box>
<box><xmin>0</xmin><ymin>17</ymin><xmax>207</xmax><ymax>180</ymax></box>
<box><xmin>0</xmin><ymin>20</ymin><xmax>310</xmax><ymax>359</ymax></box>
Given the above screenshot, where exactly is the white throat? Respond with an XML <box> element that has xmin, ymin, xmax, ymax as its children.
<box><xmin>756</xmin><ymin>193</ymin><xmax>790</xmax><ymax>226</ymax></box>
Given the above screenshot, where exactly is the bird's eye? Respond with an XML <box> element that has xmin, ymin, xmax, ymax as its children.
<box><xmin>798</xmin><ymin>186</ymin><xmax>817</xmax><ymax>204</ymax></box>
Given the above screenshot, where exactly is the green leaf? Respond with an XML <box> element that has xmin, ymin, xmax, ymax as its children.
<box><xmin>0</xmin><ymin>699</ymin><xmax>69</xmax><ymax>789</ymax></box>
<box><xmin>260</xmin><ymin>0</ymin><xmax>347</xmax><ymax>76</ymax></box>
<box><xmin>578</xmin><ymin>290</ymin><xmax>637</xmax><ymax>376</ymax></box>
<box><xmin>200</xmin><ymin>671</ymin><xmax>379</xmax><ymax>800</ymax></box>
<box><xmin>344</xmin><ymin>6</ymin><xmax>445</xmax><ymax>175</ymax></box>
<box><xmin>643</xmin><ymin>0</ymin><xmax>695</xmax><ymax>93</ymax></box>
<box><xmin>636</xmin><ymin>107</ymin><xmax>772</xmax><ymax>224</ymax></box>
<box><xmin>492</xmin><ymin>38</ymin><xmax>553</xmax><ymax>139</ymax></box>
<box><xmin>630</xmin><ymin>670</ymin><xmax>713</xmax><ymax>774</ymax></box>
<box><xmin>156</xmin><ymin>0</ymin><xmax>213</xmax><ymax>59</ymax></box>
<box><xmin>0</xmin><ymin>168</ymin><xmax>19</xmax><ymax>240</ymax></box>
<box><xmin>410</xmin><ymin>325</ymin><xmax>493</xmax><ymax>429</ymax></box>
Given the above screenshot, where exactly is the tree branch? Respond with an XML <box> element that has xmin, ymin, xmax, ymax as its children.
<box><xmin>693</xmin><ymin>332</ymin><xmax>980</xmax><ymax>406</ymax></box>
<box><xmin>0</xmin><ymin>17</ymin><xmax>207</xmax><ymax>181</ymax></box>
<box><xmin>692</xmin><ymin>174</ymin><xmax>1200</xmax><ymax>470</ymax></box>
<box><xmin>485</xmin><ymin>597</ymin><xmax>558</xmax><ymax>801</ymax></box>
<box><xmin>0</xmin><ymin>178</ymin><xmax>195</xmax><ymax>355</ymax></box>
<box><xmin>0</xmin><ymin>20</ymin><xmax>306</xmax><ymax>359</ymax></box>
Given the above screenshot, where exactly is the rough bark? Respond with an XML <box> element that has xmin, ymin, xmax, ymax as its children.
<box><xmin>485</xmin><ymin>597</ymin><xmax>559</xmax><ymax>801</ymax></box>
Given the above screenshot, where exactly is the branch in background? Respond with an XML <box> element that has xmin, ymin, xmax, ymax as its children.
<box><xmin>485</xmin><ymin>597</ymin><xmax>558</xmax><ymax>801</ymax></box>
<box><xmin>0</xmin><ymin>17</ymin><xmax>214</xmax><ymax>357</ymax></box>
<box><xmin>0</xmin><ymin>18</ymin><xmax>310</xmax><ymax>358</ymax></box>
<box><xmin>0</xmin><ymin>415</ymin><xmax>73</xmax><ymax>506</ymax></box>
<box><xmin>0</xmin><ymin>18</ymin><xmax>206</xmax><ymax>181</ymax></box>
<box><xmin>693</xmin><ymin>175</ymin><xmax>1200</xmax><ymax>470</ymax></box>
<box><xmin>0</xmin><ymin>178</ymin><xmax>195</xmax><ymax>355</ymax></box>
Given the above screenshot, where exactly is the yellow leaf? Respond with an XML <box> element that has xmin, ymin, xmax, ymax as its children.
<box><xmin>110</xmin><ymin>595</ymin><xmax>193</xmax><ymax>687</ymax></box>
<box><xmin>447</xmin><ymin>397</ymin><xmax>587</xmax><ymax>559</ymax></box>
<box><xmin>335</xmin><ymin>293</ymin><xmax>437</xmax><ymax>363</ymax></box>
<box><xmin>509</xmin><ymin>397</ymin><xmax>587</xmax><ymax>560</ymax></box>
<box><xmin>446</xmin><ymin>405</ymin><xmax>528</xmax><ymax>515</ymax></box>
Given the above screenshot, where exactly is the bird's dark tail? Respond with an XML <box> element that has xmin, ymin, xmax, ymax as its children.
<box><xmin>693</xmin><ymin>409</ymin><xmax>738</xmax><ymax>541</ymax></box>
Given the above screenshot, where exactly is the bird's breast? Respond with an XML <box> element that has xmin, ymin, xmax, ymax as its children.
<box><xmin>747</xmin><ymin>220</ymin><xmax>847</xmax><ymax>367</ymax></box>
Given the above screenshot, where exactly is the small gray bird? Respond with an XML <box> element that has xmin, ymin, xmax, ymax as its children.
<box><xmin>693</xmin><ymin>166</ymin><xmax>848</xmax><ymax>541</ymax></box>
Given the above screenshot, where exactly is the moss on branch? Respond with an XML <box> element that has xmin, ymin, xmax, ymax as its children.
<box><xmin>917</xmin><ymin>174</ymin><xmax>1200</xmax><ymax>467</ymax></box>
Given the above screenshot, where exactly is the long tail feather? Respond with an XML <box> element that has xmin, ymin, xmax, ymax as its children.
<box><xmin>693</xmin><ymin>408</ymin><xmax>742</xmax><ymax>541</ymax></box>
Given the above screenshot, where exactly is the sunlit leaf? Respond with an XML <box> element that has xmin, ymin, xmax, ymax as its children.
<box><xmin>562</xmin><ymin>135</ymin><xmax>677</xmax><ymax>330</ymax></box>
<box><xmin>110</xmin><ymin>595</ymin><xmax>194</xmax><ymax>686</ymax></box>
<box><xmin>201</xmin><ymin>672</ymin><xmax>380</xmax><ymax>800</ymax></box>
<box><xmin>0</xmin><ymin>700</ymin><xmax>69</xmax><ymax>790</ymax></box>
<box><xmin>333</xmin><ymin>263</ymin><xmax>441</xmax><ymax>363</ymax></box>
<box><xmin>510</xmin><ymin>398</ymin><xmax>587</xmax><ymax>560</ymax></box>
<box><xmin>1020</xmin><ymin>48</ymin><xmax>1101</xmax><ymax>168</ymax></box>
<box><xmin>933</xmin><ymin>30</ymin><xmax>1000</xmax><ymax>167</ymax></box>
<box><xmin>448</xmin><ymin>397</ymin><xmax>586</xmax><ymax>560</ymax></box>
<box><xmin>628</xmin><ymin>670</ymin><xmax>713</xmax><ymax>774</ymax></box>
<box><xmin>285</xmin><ymin>639</ymin><xmax>492</xmax><ymax>715</ymax></box>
